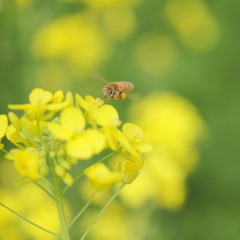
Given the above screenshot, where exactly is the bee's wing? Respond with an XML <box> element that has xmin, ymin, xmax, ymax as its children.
<box><xmin>90</xmin><ymin>72</ymin><xmax>109</xmax><ymax>84</ymax></box>
<box><xmin>126</xmin><ymin>92</ymin><xmax>141</xmax><ymax>102</ymax></box>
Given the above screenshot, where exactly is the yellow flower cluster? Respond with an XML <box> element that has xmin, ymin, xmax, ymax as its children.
<box><xmin>0</xmin><ymin>88</ymin><xmax>151</xmax><ymax>190</ymax></box>
<box><xmin>118</xmin><ymin>92</ymin><xmax>204</xmax><ymax>209</ymax></box>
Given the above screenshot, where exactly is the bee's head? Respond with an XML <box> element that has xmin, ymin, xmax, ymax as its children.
<box><xmin>103</xmin><ymin>86</ymin><xmax>114</xmax><ymax>101</ymax></box>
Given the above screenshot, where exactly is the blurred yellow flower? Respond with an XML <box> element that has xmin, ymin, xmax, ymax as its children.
<box><xmin>0</xmin><ymin>184</ymin><xmax>63</xmax><ymax>240</ymax></box>
<box><xmin>165</xmin><ymin>0</ymin><xmax>220</xmax><ymax>52</ymax></box>
<box><xmin>32</xmin><ymin>13</ymin><xmax>108</xmax><ymax>75</ymax></box>
<box><xmin>82</xmin><ymin>0</ymin><xmax>139</xmax><ymax>10</ymax></box>
<box><xmin>129</xmin><ymin>92</ymin><xmax>204</xmax><ymax>171</ymax></box>
<box><xmin>80</xmin><ymin>202</ymin><xmax>147</xmax><ymax>240</ymax></box>
<box><xmin>14</xmin><ymin>0</ymin><xmax>32</xmax><ymax>8</ymax></box>
<box><xmin>84</xmin><ymin>163</ymin><xmax>124</xmax><ymax>192</ymax></box>
<box><xmin>6</xmin><ymin>149</ymin><xmax>41</xmax><ymax>181</ymax></box>
<box><xmin>122</xmin><ymin>157</ymin><xmax>144</xmax><ymax>184</ymax></box>
<box><xmin>118</xmin><ymin>150</ymin><xmax>187</xmax><ymax>209</ymax></box>
<box><xmin>117</xmin><ymin>92</ymin><xmax>204</xmax><ymax>209</ymax></box>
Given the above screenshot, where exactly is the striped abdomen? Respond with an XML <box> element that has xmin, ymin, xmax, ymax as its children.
<box><xmin>116</xmin><ymin>81</ymin><xmax>134</xmax><ymax>92</ymax></box>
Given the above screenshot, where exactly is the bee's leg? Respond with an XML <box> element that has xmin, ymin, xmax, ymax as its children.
<box><xmin>97</xmin><ymin>90</ymin><xmax>103</xmax><ymax>98</ymax></box>
<box><xmin>119</xmin><ymin>92</ymin><xmax>127</xmax><ymax>100</ymax></box>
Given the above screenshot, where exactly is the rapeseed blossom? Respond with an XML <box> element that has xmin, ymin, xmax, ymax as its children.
<box><xmin>84</xmin><ymin>163</ymin><xmax>124</xmax><ymax>192</ymax></box>
<box><xmin>3</xmin><ymin>88</ymin><xmax>151</xmax><ymax>187</ymax></box>
<box><xmin>0</xmin><ymin>87</ymin><xmax>152</xmax><ymax>240</ymax></box>
<box><xmin>0</xmin><ymin>114</ymin><xmax>8</xmax><ymax>149</ymax></box>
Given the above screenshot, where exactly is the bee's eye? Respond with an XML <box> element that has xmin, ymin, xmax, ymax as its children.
<box><xmin>108</xmin><ymin>89</ymin><xmax>113</xmax><ymax>95</ymax></box>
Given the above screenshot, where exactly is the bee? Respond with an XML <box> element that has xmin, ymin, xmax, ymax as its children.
<box><xmin>91</xmin><ymin>73</ymin><xmax>134</xmax><ymax>101</ymax></box>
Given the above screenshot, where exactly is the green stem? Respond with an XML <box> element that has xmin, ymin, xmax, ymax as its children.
<box><xmin>63</xmin><ymin>151</ymin><xmax>118</xmax><ymax>194</ymax></box>
<box><xmin>96</xmin><ymin>151</ymin><xmax>118</xmax><ymax>164</ymax></box>
<box><xmin>33</xmin><ymin>181</ymin><xmax>56</xmax><ymax>202</ymax></box>
<box><xmin>0</xmin><ymin>203</ymin><xmax>61</xmax><ymax>238</ymax></box>
<box><xmin>67</xmin><ymin>192</ymin><xmax>96</xmax><ymax>229</ymax></box>
<box><xmin>0</xmin><ymin>148</ymin><xmax>8</xmax><ymax>154</ymax></box>
<box><xmin>54</xmin><ymin>176</ymin><xmax>70</xmax><ymax>240</ymax></box>
<box><xmin>119</xmin><ymin>153</ymin><xmax>135</xmax><ymax>162</ymax></box>
<box><xmin>80</xmin><ymin>183</ymin><xmax>125</xmax><ymax>240</ymax></box>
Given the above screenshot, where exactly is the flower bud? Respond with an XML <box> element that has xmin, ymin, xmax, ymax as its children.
<box><xmin>8</xmin><ymin>112</ymin><xmax>21</xmax><ymax>130</ymax></box>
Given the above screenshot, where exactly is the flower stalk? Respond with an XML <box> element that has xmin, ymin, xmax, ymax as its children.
<box><xmin>54</xmin><ymin>175</ymin><xmax>70</xmax><ymax>240</ymax></box>
<box><xmin>80</xmin><ymin>183</ymin><xmax>125</xmax><ymax>240</ymax></box>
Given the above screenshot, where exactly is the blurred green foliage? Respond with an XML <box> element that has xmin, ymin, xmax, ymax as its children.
<box><xmin>1</xmin><ymin>0</ymin><xmax>240</xmax><ymax>239</ymax></box>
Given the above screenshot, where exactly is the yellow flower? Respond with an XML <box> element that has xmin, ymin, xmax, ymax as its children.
<box><xmin>90</xmin><ymin>105</ymin><xmax>139</xmax><ymax>157</ymax></box>
<box><xmin>75</xmin><ymin>94</ymin><xmax>104</xmax><ymax>124</ymax></box>
<box><xmin>122</xmin><ymin>157</ymin><xmax>144</xmax><ymax>184</ymax></box>
<box><xmin>84</xmin><ymin>163</ymin><xmax>124</xmax><ymax>192</ymax></box>
<box><xmin>0</xmin><ymin>114</ymin><xmax>8</xmax><ymax>140</ymax></box>
<box><xmin>48</xmin><ymin>106</ymin><xmax>86</xmax><ymax>141</ymax></box>
<box><xmin>32</xmin><ymin>13</ymin><xmax>108</xmax><ymax>75</ymax></box>
<box><xmin>6</xmin><ymin>149</ymin><xmax>41</xmax><ymax>181</ymax></box>
<box><xmin>129</xmin><ymin>92</ymin><xmax>204</xmax><ymax>171</ymax></box>
<box><xmin>122</xmin><ymin>123</ymin><xmax>152</xmax><ymax>153</ymax></box>
<box><xmin>82</xmin><ymin>0</ymin><xmax>139</xmax><ymax>10</ymax></box>
<box><xmin>123</xmin><ymin>91</ymin><xmax>204</xmax><ymax>209</ymax></box>
<box><xmin>48</xmin><ymin>106</ymin><xmax>106</xmax><ymax>160</ymax></box>
<box><xmin>6</xmin><ymin>117</ymin><xmax>47</xmax><ymax>149</ymax></box>
<box><xmin>76</xmin><ymin>94</ymin><xmax>104</xmax><ymax>111</ymax></box>
<box><xmin>6</xmin><ymin>125</ymin><xmax>31</xmax><ymax>149</ymax></box>
<box><xmin>8</xmin><ymin>88</ymin><xmax>71</xmax><ymax>120</ymax></box>
<box><xmin>66</xmin><ymin>129</ymin><xmax>106</xmax><ymax>159</ymax></box>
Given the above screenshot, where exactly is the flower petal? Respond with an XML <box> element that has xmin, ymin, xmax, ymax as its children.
<box><xmin>66</xmin><ymin>136</ymin><xmax>93</xmax><ymax>160</ymax></box>
<box><xmin>0</xmin><ymin>114</ymin><xmax>8</xmax><ymax>139</ymax></box>
<box><xmin>48</xmin><ymin>122</ymin><xmax>73</xmax><ymax>140</ymax></box>
<box><xmin>8</xmin><ymin>103</ymin><xmax>32</xmax><ymax>111</ymax></box>
<box><xmin>82</xmin><ymin>129</ymin><xmax>106</xmax><ymax>154</ymax></box>
<box><xmin>60</xmin><ymin>106</ymin><xmax>85</xmax><ymax>133</ymax></box>
<box><xmin>100</xmin><ymin>105</ymin><xmax>121</xmax><ymax>127</ymax></box>
<box><xmin>76</xmin><ymin>93</ymin><xmax>90</xmax><ymax>110</ymax></box>
<box><xmin>84</xmin><ymin>163</ymin><xmax>124</xmax><ymax>192</ymax></box>
<box><xmin>14</xmin><ymin>149</ymin><xmax>41</xmax><ymax>181</ymax></box>
<box><xmin>85</xmin><ymin>95</ymin><xmax>96</xmax><ymax>105</ymax></box>
<box><xmin>113</xmin><ymin>128</ymin><xmax>138</xmax><ymax>157</ymax></box>
<box><xmin>122</xmin><ymin>123</ymin><xmax>143</xmax><ymax>142</ymax></box>
<box><xmin>133</xmin><ymin>142</ymin><xmax>153</xmax><ymax>153</ymax></box>
<box><xmin>29</xmin><ymin>88</ymin><xmax>52</xmax><ymax>105</ymax></box>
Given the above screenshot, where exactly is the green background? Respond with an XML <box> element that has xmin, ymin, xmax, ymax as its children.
<box><xmin>1</xmin><ymin>0</ymin><xmax>240</xmax><ymax>239</ymax></box>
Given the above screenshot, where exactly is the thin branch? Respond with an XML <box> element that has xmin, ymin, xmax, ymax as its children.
<box><xmin>80</xmin><ymin>183</ymin><xmax>125</xmax><ymax>240</ymax></box>
<box><xmin>0</xmin><ymin>203</ymin><xmax>62</xmax><ymax>239</ymax></box>
<box><xmin>33</xmin><ymin>181</ymin><xmax>56</xmax><ymax>202</ymax></box>
<box><xmin>68</xmin><ymin>192</ymin><xmax>96</xmax><ymax>229</ymax></box>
